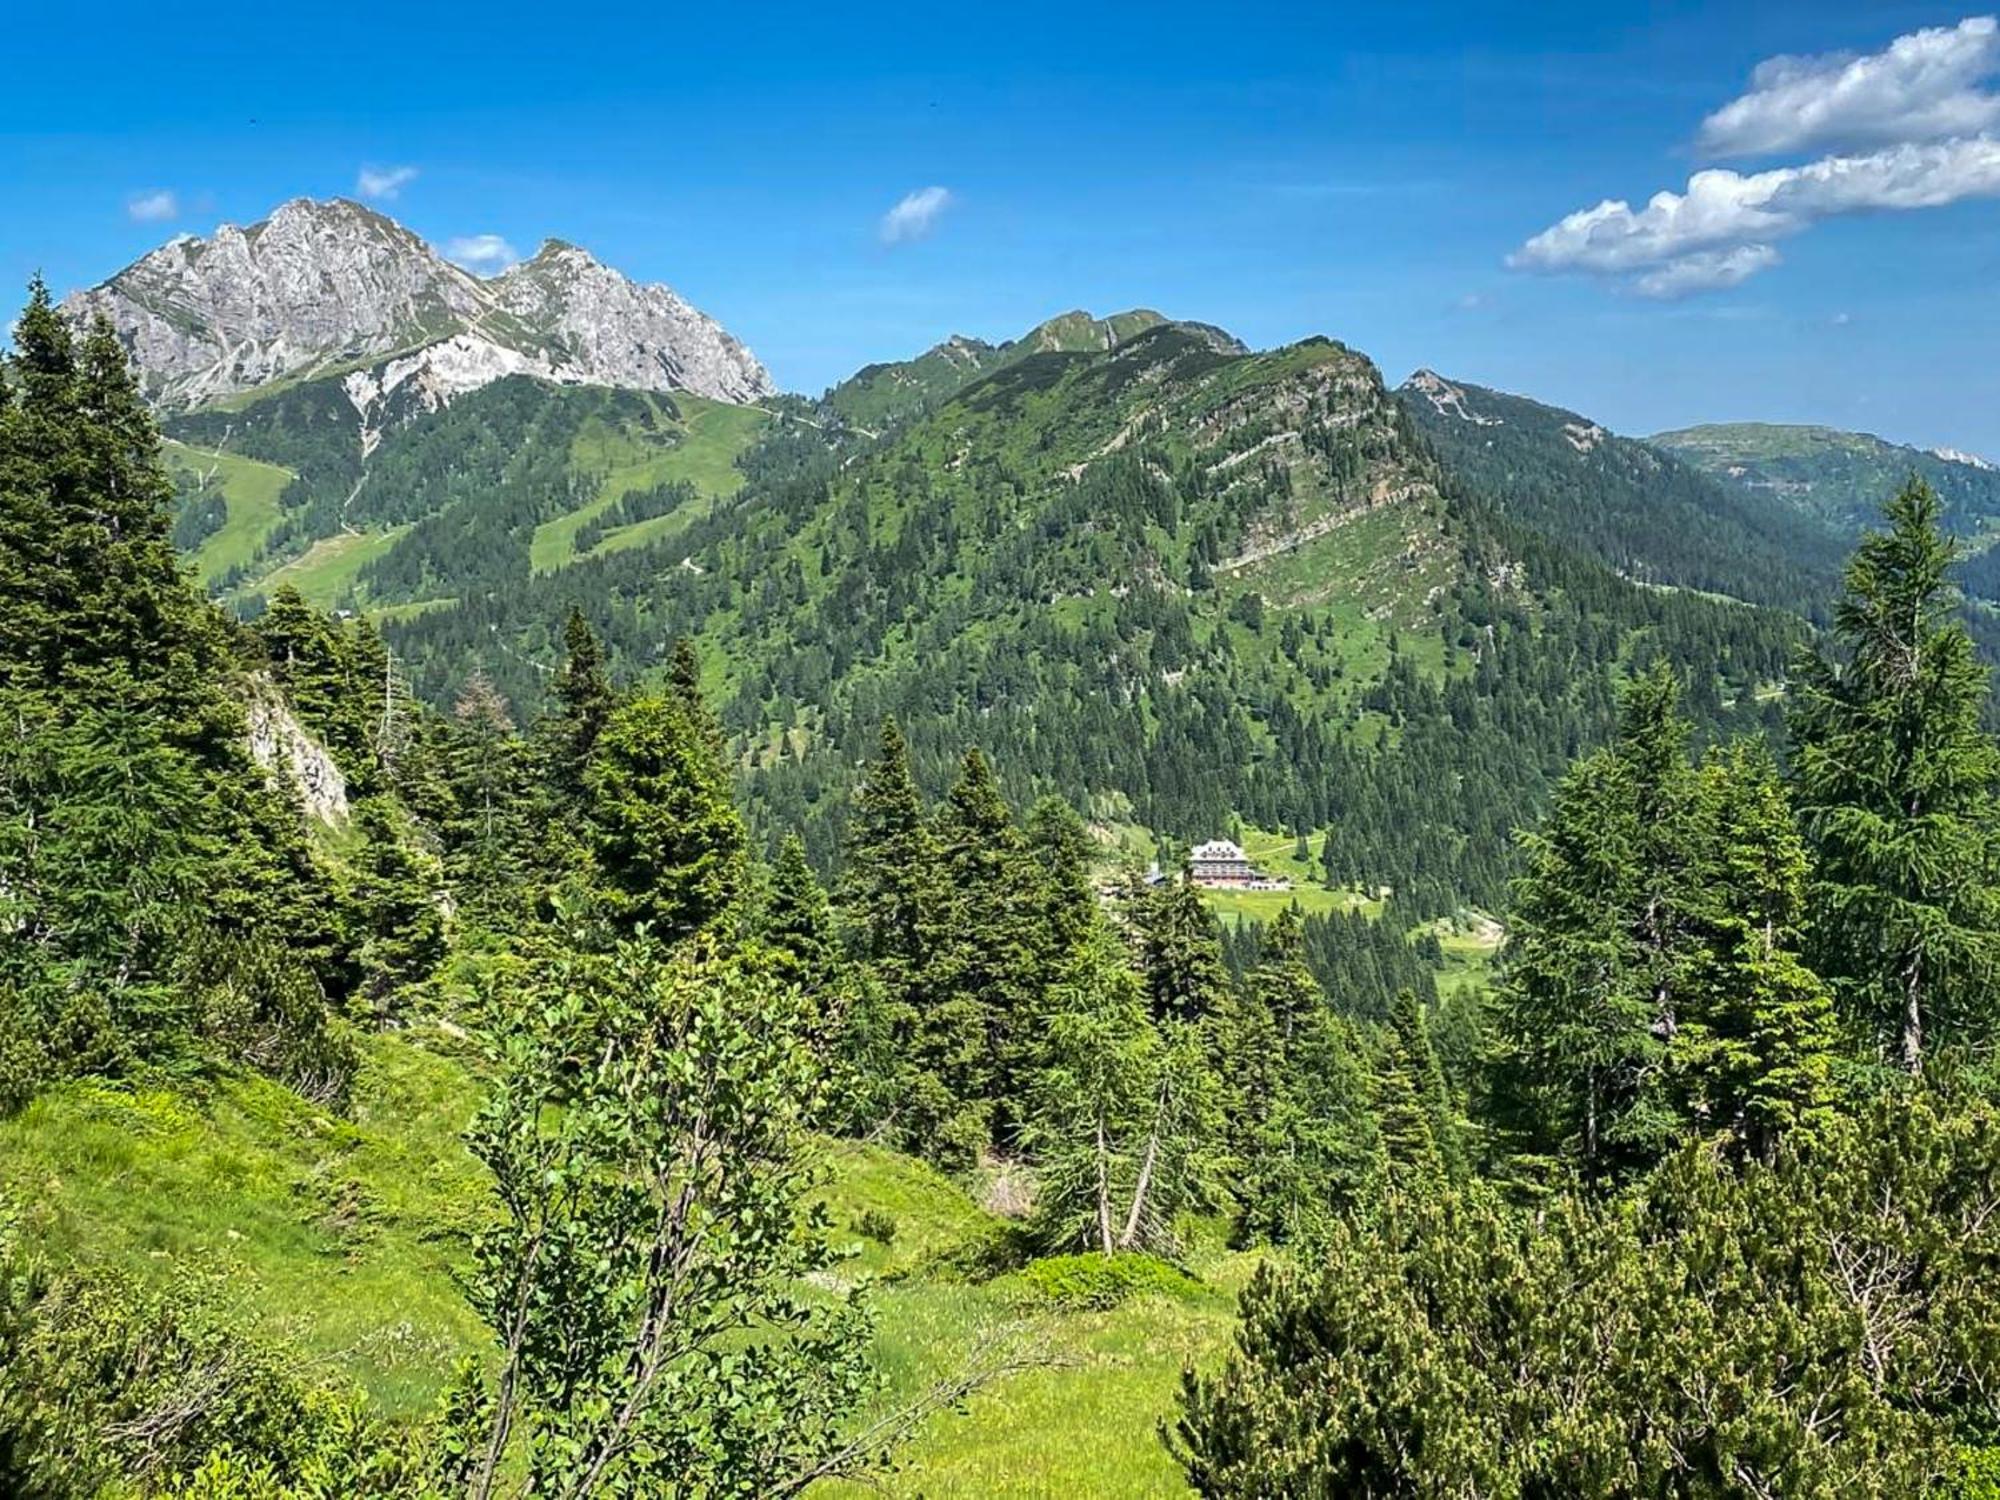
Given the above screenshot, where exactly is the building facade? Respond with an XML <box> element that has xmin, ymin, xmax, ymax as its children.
<box><xmin>1189</xmin><ymin>838</ymin><xmax>1289</xmax><ymax>890</ymax></box>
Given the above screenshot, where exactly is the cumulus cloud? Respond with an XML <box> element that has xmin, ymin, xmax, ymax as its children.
<box><xmin>127</xmin><ymin>190</ymin><xmax>179</xmax><ymax>223</ymax></box>
<box><xmin>1631</xmin><ymin>245</ymin><xmax>1782</xmax><ymax>299</ymax></box>
<box><xmin>879</xmin><ymin>186</ymin><xmax>953</xmax><ymax>245</ymax></box>
<box><xmin>1699</xmin><ymin>16</ymin><xmax>2000</xmax><ymax>156</ymax></box>
<box><xmin>443</xmin><ymin>234</ymin><xmax>520</xmax><ymax>273</ymax></box>
<box><xmin>357</xmin><ymin>165</ymin><xmax>419</xmax><ymax>201</ymax></box>
<box><xmin>1513</xmin><ymin>137</ymin><xmax>2000</xmax><ymax>280</ymax></box>
<box><xmin>1512</xmin><ymin>17</ymin><xmax>2000</xmax><ymax>297</ymax></box>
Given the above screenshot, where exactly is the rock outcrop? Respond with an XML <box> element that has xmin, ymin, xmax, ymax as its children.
<box><xmin>63</xmin><ymin>198</ymin><xmax>774</xmax><ymax>411</ymax></box>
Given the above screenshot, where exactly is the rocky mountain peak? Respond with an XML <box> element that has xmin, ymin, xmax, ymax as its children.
<box><xmin>62</xmin><ymin>197</ymin><xmax>773</xmax><ymax>410</ymax></box>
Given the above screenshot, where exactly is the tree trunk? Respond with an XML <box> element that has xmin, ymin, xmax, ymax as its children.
<box><xmin>1901</xmin><ymin>951</ymin><xmax>1924</xmax><ymax>1075</ymax></box>
<box><xmin>1118</xmin><ymin>1127</ymin><xmax>1160</xmax><ymax>1250</ymax></box>
<box><xmin>1094</xmin><ymin>1116</ymin><xmax>1114</xmax><ymax>1256</ymax></box>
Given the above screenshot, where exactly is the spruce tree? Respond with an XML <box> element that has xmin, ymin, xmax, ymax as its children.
<box><xmin>345</xmin><ymin>800</ymin><xmax>447</xmax><ymax>1009</ymax></box>
<box><xmin>764</xmin><ymin>832</ymin><xmax>837</xmax><ymax>988</ymax></box>
<box><xmin>1230</xmin><ymin>907</ymin><xmax>1379</xmax><ymax>1242</ymax></box>
<box><xmin>1136</xmin><ymin>868</ymin><xmax>1229</xmax><ymax>1026</ymax></box>
<box><xmin>586</xmin><ymin>693</ymin><xmax>746</xmax><ymax>943</ymax></box>
<box><xmin>1789</xmin><ymin>479</ymin><xmax>2000</xmax><ymax>1071</ymax></box>
<box><xmin>932</xmin><ymin>748</ymin><xmax>1040</xmax><ymax>1135</ymax></box>
<box><xmin>1378</xmin><ymin>988</ymin><xmax>1464</xmax><ymax>1183</ymax></box>
<box><xmin>1024</xmin><ymin>794</ymin><xmax>1099</xmax><ymax>959</ymax></box>
<box><xmin>1496</xmin><ymin>666</ymin><xmax>1697</xmax><ymax>1180</ymax></box>
<box><xmin>548</xmin><ymin>605</ymin><xmax>615</xmax><ymax>804</ymax></box>
<box><xmin>1679</xmin><ymin>742</ymin><xmax>1839</xmax><ymax>1158</ymax></box>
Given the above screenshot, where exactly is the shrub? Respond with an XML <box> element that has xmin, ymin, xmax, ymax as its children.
<box><xmin>1012</xmin><ymin>1251</ymin><xmax>1203</xmax><ymax>1311</ymax></box>
<box><xmin>855</xmin><ymin>1207</ymin><xmax>898</xmax><ymax>1246</ymax></box>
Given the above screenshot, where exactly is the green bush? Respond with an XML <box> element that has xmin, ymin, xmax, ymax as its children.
<box><xmin>1011</xmin><ymin>1252</ymin><xmax>1203</xmax><ymax>1311</ymax></box>
<box><xmin>855</xmin><ymin>1207</ymin><xmax>898</xmax><ymax>1246</ymax></box>
<box><xmin>1960</xmin><ymin>1448</ymin><xmax>2000</xmax><ymax>1500</ymax></box>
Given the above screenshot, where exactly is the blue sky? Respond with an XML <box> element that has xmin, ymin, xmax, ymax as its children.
<box><xmin>4</xmin><ymin>0</ymin><xmax>1996</xmax><ymax>454</ymax></box>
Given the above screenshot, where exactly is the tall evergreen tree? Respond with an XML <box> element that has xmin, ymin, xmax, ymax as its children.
<box><xmin>1135</xmin><ymin>869</ymin><xmax>1229</xmax><ymax>1027</ymax></box>
<box><xmin>932</xmin><ymin>748</ymin><xmax>1040</xmax><ymax>1136</ymax></box>
<box><xmin>1679</xmin><ymin>742</ymin><xmax>1839</xmax><ymax>1158</ymax></box>
<box><xmin>1380</xmin><ymin>988</ymin><xmax>1466</xmax><ymax>1182</ymax></box>
<box><xmin>547</xmin><ymin>606</ymin><xmax>616</xmax><ymax>804</ymax></box>
<box><xmin>1790</xmin><ymin>479</ymin><xmax>2000</xmax><ymax>1071</ymax></box>
<box><xmin>1495</xmin><ymin>666</ymin><xmax>1698</xmax><ymax>1181</ymax></box>
<box><xmin>345</xmin><ymin>800</ymin><xmax>447</xmax><ymax>1010</ymax></box>
<box><xmin>586</xmin><ymin>693</ymin><xmax>747</xmax><ymax>943</ymax></box>
<box><xmin>1229</xmin><ymin>907</ymin><xmax>1379</xmax><ymax>1242</ymax></box>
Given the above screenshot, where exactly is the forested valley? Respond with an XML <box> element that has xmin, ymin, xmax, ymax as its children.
<box><xmin>8</xmin><ymin>275</ymin><xmax>2000</xmax><ymax>1500</ymax></box>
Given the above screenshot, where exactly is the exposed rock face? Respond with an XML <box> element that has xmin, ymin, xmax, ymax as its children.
<box><xmin>492</xmin><ymin>242</ymin><xmax>772</xmax><ymax>405</ymax></box>
<box><xmin>244</xmin><ymin>683</ymin><xmax>349</xmax><ymax>826</ymax></box>
<box><xmin>63</xmin><ymin>198</ymin><xmax>774</xmax><ymax>411</ymax></box>
<box><xmin>1403</xmin><ymin>369</ymin><xmax>1502</xmax><ymax>427</ymax></box>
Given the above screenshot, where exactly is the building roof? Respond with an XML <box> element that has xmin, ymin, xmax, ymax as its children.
<box><xmin>1191</xmin><ymin>839</ymin><xmax>1247</xmax><ymax>861</ymax></box>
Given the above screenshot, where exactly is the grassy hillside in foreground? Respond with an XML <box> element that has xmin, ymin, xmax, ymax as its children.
<box><xmin>0</xmin><ymin>1031</ymin><xmax>1251</xmax><ymax>1496</ymax></box>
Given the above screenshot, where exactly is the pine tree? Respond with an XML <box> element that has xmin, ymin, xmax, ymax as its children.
<box><xmin>932</xmin><ymin>749</ymin><xmax>1041</xmax><ymax>1137</ymax></box>
<box><xmin>1135</xmin><ymin>868</ymin><xmax>1229</xmax><ymax>1026</ymax></box>
<box><xmin>586</xmin><ymin>693</ymin><xmax>746</xmax><ymax>943</ymax></box>
<box><xmin>1790</xmin><ymin>479</ymin><xmax>2000</xmax><ymax>1071</ymax></box>
<box><xmin>548</xmin><ymin>605</ymin><xmax>615</xmax><ymax>804</ymax></box>
<box><xmin>1495</xmin><ymin>666</ymin><xmax>1697</xmax><ymax>1181</ymax></box>
<box><xmin>1677</xmin><ymin>742</ymin><xmax>1839</xmax><ymax>1159</ymax></box>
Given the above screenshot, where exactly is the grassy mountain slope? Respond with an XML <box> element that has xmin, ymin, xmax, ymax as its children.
<box><xmin>1650</xmin><ymin>421</ymin><xmax>2000</xmax><ymax>538</ymax></box>
<box><xmin>146</xmin><ymin>308</ymin><xmax>1813</xmax><ymax>916</ymax></box>
<box><xmin>1399</xmin><ymin>371</ymin><xmax>1847</xmax><ymax>616</ymax></box>
<box><xmin>162</xmin><ymin>439</ymin><xmax>294</xmax><ymax>584</ymax></box>
<box><xmin>0</xmin><ymin>1035</ymin><xmax>1248</xmax><ymax>1496</ymax></box>
<box><xmin>161</xmin><ymin>376</ymin><xmax>770</xmax><ymax>609</ymax></box>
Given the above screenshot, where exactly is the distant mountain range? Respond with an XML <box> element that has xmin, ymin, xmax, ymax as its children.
<box><xmin>62</xmin><ymin>197</ymin><xmax>773</xmax><ymax>413</ymax></box>
<box><xmin>47</xmin><ymin>196</ymin><xmax>2000</xmax><ymax>899</ymax></box>
<box><xmin>1648</xmin><ymin>422</ymin><xmax>2000</xmax><ymax>538</ymax></box>
<box><xmin>1397</xmin><ymin>370</ymin><xmax>1849</xmax><ymax>615</ymax></box>
<box><xmin>822</xmin><ymin>309</ymin><xmax>1246</xmax><ymax>431</ymax></box>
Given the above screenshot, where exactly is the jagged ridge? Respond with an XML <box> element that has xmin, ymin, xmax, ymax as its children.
<box><xmin>62</xmin><ymin>197</ymin><xmax>774</xmax><ymax>411</ymax></box>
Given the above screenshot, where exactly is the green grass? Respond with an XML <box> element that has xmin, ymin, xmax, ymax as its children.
<box><xmin>0</xmin><ymin>1040</ymin><xmax>1247</xmax><ymax>1494</ymax></box>
<box><xmin>1435</xmin><ymin>921</ymin><xmax>1503</xmax><ymax>999</ymax></box>
<box><xmin>816</xmin><ymin>1143</ymin><xmax>1250</xmax><ymax>1497</ymax></box>
<box><xmin>162</xmin><ymin>440</ymin><xmax>294</xmax><ymax>584</ymax></box>
<box><xmin>241</xmin><ymin>527</ymin><xmax>410</xmax><ymax>609</ymax></box>
<box><xmin>0</xmin><ymin>1029</ymin><xmax>489</xmax><ymax>1417</ymax></box>
<box><xmin>529</xmin><ymin>395</ymin><xmax>770</xmax><ymax>571</ymax></box>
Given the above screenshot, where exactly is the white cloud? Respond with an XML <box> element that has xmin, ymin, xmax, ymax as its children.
<box><xmin>357</xmin><ymin>165</ymin><xmax>419</xmax><ymax>201</ymax></box>
<box><xmin>1632</xmin><ymin>245</ymin><xmax>1782</xmax><ymax>298</ymax></box>
<box><xmin>127</xmin><ymin>190</ymin><xmax>179</xmax><ymax>223</ymax></box>
<box><xmin>879</xmin><ymin>186</ymin><xmax>953</xmax><ymax>245</ymax></box>
<box><xmin>444</xmin><ymin>234</ymin><xmax>520</xmax><ymax>273</ymax></box>
<box><xmin>1699</xmin><ymin>16</ymin><xmax>2000</xmax><ymax>157</ymax></box>
<box><xmin>1513</xmin><ymin>137</ymin><xmax>2000</xmax><ymax>283</ymax></box>
<box><xmin>1515</xmin><ymin>18</ymin><xmax>2000</xmax><ymax>298</ymax></box>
